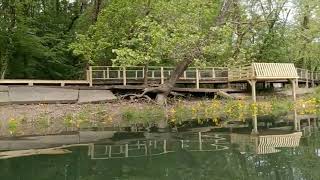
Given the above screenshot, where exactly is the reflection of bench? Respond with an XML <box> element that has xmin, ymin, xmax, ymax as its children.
<box><xmin>230</xmin><ymin>132</ymin><xmax>302</xmax><ymax>154</ymax></box>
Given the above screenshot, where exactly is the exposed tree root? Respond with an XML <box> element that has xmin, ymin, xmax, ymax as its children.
<box><xmin>120</xmin><ymin>93</ymin><xmax>153</xmax><ymax>103</ymax></box>
<box><xmin>120</xmin><ymin>86</ymin><xmax>185</xmax><ymax>104</ymax></box>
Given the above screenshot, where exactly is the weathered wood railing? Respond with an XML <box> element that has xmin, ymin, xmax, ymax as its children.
<box><xmin>228</xmin><ymin>64</ymin><xmax>253</xmax><ymax>82</ymax></box>
<box><xmin>0</xmin><ymin>64</ymin><xmax>319</xmax><ymax>88</ymax></box>
<box><xmin>227</xmin><ymin>65</ymin><xmax>320</xmax><ymax>84</ymax></box>
<box><xmin>87</xmin><ymin>66</ymin><xmax>228</xmax><ymax>87</ymax></box>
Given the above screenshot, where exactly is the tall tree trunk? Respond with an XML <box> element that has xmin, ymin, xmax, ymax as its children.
<box><xmin>300</xmin><ymin>4</ymin><xmax>310</xmax><ymax>69</ymax></box>
<box><xmin>0</xmin><ymin>54</ymin><xmax>8</xmax><ymax>79</ymax></box>
<box><xmin>155</xmin><ymin>57</ymin><xmax>194</xmax><ymax>104</ymax></box>
<box><xmin>92</xmin><ymin>0</ymin><xmax>102</xmax><ymax>22</ymax></box>
<box><xmin>150</xmin><ymin>0</ymin><xmax>233</xmax><ymax>104</ymax></box>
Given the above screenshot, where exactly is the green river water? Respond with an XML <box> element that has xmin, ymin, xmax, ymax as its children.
<box><xmin>1</xmin><ymin>126</ymin><xmax>320</xmax><ymax>180</ymax></box>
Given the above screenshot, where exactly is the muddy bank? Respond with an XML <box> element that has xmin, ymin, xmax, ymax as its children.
<box><xmin>0</xmin><ymin>102</ymin><xmax>156</xmax><ymax>137</ymax></box>
<box><xmin>0</xmin><ymin>89</ymin><xmax>318</xmax><ymax>138</ymax></box>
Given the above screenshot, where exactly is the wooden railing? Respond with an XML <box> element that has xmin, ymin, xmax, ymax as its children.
<box><xmin>228</xmin><ymin>65</ymin><xmax>320</xmax><ymax>83</ymax></box>
<box><xmin>228</xmin><ymin>64</ymin><xmax>253</xmax><ymax>82</ymax></box>
<box><xmin>86</xmin><ymin>65</ymin><xmax>320</xmax><ymax>87</ymax></box>
<box><xmin>1</xmin><ymin>64</ymin><xmax>319</xmax><ymax>88</ymax></box>
<box><xmin>87</xmin><ymin>66</ymin><xmax>228</xmax><ymax>87</ymax></box>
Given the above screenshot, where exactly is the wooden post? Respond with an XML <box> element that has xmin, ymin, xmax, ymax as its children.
<box><xmin>123</xmin><ymin>67</ymin><xmax>126</xmax><ymax>85</ymax></box>
<box><xmin>163</xmin><ymin>140</ymin><xmax>167</xmax><ymax>153</ymax></box>
<box><xmin>151</xmin><ymin>71</ymin><xmax>155</xmax><ymax>79</ymax></box>
<box><xmin>117</xmin><ymin>69</ymin><xmax>121</xmax><ymax>79</ymax></box>
<box><xmin>212</xmin><ymin>68</ymin><xmax>215</xmax><ymax>79</ymax></box>
<box><xmin>125</xmin><ymin>144</ymin><xmax>129</xmax><ymax>157</ymax></box>
<box><xmin>183</xmin><ymin>71</ymin><xmax>187</xmax><ymax>79</ymax></box>
<box><xmin>291</xmin><ymin>79</ymin><xmax>297</xmax><ymax>101</ymax></box>
<box><xmin>306</xmin><ymin>70</ymin><xmax>309</xmax><ymax>88</ymax></box>
<box><xmin>252</xmin><ymin>114</ymin><xmax>258</xmax><ymax>135</ymax></box>
<box><xmin>160</xmin><ymin>67</ymin><xmax>164</xmax><ymax>84</ymax></box>
<box><xmin>198</xmin><ymin>132</ymin><xmax>202</xmax><ymax>151</ymax></box>
<box><xmin>293</xmin><ymin>108</ymin><xmax>298</xmax><ymax>131</ymax></box>
<box><xmin>311</xmin><ymin>71</ymin><xmax>315</xmax><ymax>87</ymax></box>
<box><xmin>90</xmin><ymin>144</ymin><xmax>95</xmax><ymax>159</ymax></box>
<box><xmin>249</xmin><ymin>79</ymin><xmax>258</xmax><ymax>134</ymax></box>
<box><xmin>196</xmin><ymin>68</ymin><xmax>200</xmax><ymax>89</ymax></box>
<box><xmin>89</xmin><ymin>66</ymin><xmax>93</xmax><ymax>87</ymax></box>
<box><xmin>103</xmin><ymin>70</ymin><xmax>106</xmax><ymax>79</ymax></box>
<box><xmin>142</xmin><ymin>67</ymin><xmax>145</xmax><ymax>79</ymax></box>
<box><xmin>108</xmin><ymin>146</ymin><xmax>112</xmax><ymax>158</ymax></box>
<box><xmin>250</xmin><ymin>80</ymin><xmax>257</xmax><ymax>103</ymax></box>
<box><xmin>106</xmin><ymin>67</ymin><xmax>109</xmax><ymax>79</ymax></box>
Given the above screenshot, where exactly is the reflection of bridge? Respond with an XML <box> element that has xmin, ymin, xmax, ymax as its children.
<box><xmin>88</xmin><ymin>132</ymin><xmax>229</xmax><ymax>160</ymax></box>
<box><xmin>230</xmin><ymin>132</ymin><xmax>302</xmax><ymax>154</ymax></box>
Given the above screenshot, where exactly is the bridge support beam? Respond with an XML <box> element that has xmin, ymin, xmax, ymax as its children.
<box><xmin>160</xmin><ymin>67</ymin><xmax>164</xmax><ymax>84</ymax></box>
<box><xmin>311</xmin><ymin>71</ymin><xmax>315</xmax><ymax>87</ymax></box>
<box><xmin>196</xmin><ymin>68</ymin><xmax>200</xmax><ymax>89</ymax></box>
<box><xmin>123</xmin><ymin>67</ymin><xmax>127</xmax><ymax>85</ymax></box>
<box><xmin>293</xmin><ymin>108</ymin><xmax>299</xmax><ymax>131</ymax></box>
<box><xmin>248</xmin><ymin>79</ymin><xmax>258</xmax><ymax>134</ymax></box>
<box><xmin>248</xmin><ymin>80</ymin><xmax>257</xmax><ymax>103</ymax></box>
<box><xmin>289</xmin><ymin>79</ymin><xmax>297</xmax><ymax>101</ymax></box>
<box><xmin>89</xmin><ymin>67</ymin><xmax>93</xmax><ymax>87</ymax></box>
<box><xmin>252</xmin><ymin>115</ymin><xmax>258</xmax><ymax>135</ymax></box>
<box><xmin>306</xmin><ymin>70</ymin><xmax>309</xmax><ymax>88</ymax></box>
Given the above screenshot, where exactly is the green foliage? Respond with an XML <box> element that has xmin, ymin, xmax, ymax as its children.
<box><xmin>121</xmin><ymin>106</ymin><xmax>166</xmax><ymax>125</ymax></box>
<box><xmin>7</xmin><ymin>118</ymin><xmax>19</xmax><ymax>135</ymax></box>
<box><xmin>1</xmin><ymin>0</ymin><xmax>320</xmax><ymax>79</ymax></box>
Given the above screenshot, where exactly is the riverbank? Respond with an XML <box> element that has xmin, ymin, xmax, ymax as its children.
<box><xmin>0</xmin><ymin>87</ymin><xmax>319</xmax><ymax>137</ymax></box>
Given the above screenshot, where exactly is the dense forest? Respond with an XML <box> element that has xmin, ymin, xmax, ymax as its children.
<box><xmin>0</xmin><ymin>0</ymin><xmax>319</xmax><ymax>81</ymax></box>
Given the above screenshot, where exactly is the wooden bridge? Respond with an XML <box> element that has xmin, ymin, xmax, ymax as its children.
<box><xmin>88</xmin><ymin>64</ymin><xmax>320</xmax><ymax>87</ymax></box>
<box><xmin>1</xmin><ymin>63</ymin><xmax>319</xmax><ymax>90</ymax></box>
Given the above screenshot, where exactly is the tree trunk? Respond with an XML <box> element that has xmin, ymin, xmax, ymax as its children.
<box><xmin>0</xmin><ymin>55</ymin><xmax>8</xmax><ymax>79</ymax></box>
<box><xmin>155</xmin><ymin>58</ymin><xmax>193</xmax><ymax>104</ymax></box>
<box><xmin>143</xmin><ymin>0</ymin><xmax>232</xmax><ymax>104</ymax></box>
<box><xmin>92</xmin><ymin>0</ymin><xmax>102</xmax><ymax>22</ymax></box>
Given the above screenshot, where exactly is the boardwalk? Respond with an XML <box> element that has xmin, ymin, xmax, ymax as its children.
<box><xmin>0</xmin><ymin>63</ymin><xmax>319</xmax><ymax>89</ymax></box>
<box><xmin>88</xmin><ymin>65</ymin><xmax>320</xmax><ymax>87</ymax></box>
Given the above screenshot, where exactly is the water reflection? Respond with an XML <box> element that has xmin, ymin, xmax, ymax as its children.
<box><xmin>88</xmin><ymin>132</ymin><xmax>229</xmax><ymax>160</ymax></box>
<box><xmin>231</xmin><ymin>132</ymin><xmax>302</xmax><ymax>154</ymax></box>
<box><xmin>1</xmin><ymin>117</ymin><xmax>320</xmax><ymax>180</ymax></box>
